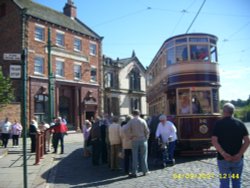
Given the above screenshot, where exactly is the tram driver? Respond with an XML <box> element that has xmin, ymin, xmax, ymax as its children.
<box><xmin>180</xmin><ymin>95</ymin><xmax>190</xmax><ymax>114</ymax></box>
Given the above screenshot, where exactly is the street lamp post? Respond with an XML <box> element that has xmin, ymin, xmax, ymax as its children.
<box><xmin>47</xmin><ymin>27</ymin><xmax>55</xmax><ymax>123</ymax></box>
<box><xmin>21</xmin><ymin>48</ymin><xmax>28</xmax><ymax>188</ymax></box>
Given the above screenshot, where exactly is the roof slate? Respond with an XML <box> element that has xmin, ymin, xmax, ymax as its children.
<box><xmin>13</xmin><ymin>0</ymin><xmax>101</xmax><ymax>39</ymax></box>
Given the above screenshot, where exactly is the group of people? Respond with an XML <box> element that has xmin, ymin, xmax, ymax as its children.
<box><xmin>82</xmin><ymin>109</ymin><xmax>178</xmax><ymax>178</ymax></box>
<box><xmin>0</xmin><ymin>118</ymin><xmax>23</xmax><ymax>148</ymax></box>
<box><xmin>29</xmin><ymin>116</ymin><xmax>68</xmax><ymax>154</ymax></box>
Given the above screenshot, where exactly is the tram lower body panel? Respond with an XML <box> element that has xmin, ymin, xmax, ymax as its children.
<box><xmin>175</xmin><ymin>115</ymin><xmax>220</xmax><ymax>154</ymax></box>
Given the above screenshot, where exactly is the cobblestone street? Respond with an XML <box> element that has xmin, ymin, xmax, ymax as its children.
<box><xmin>44</xmin><ymin>124</ymin><xmax>250</xmax><ymax>188</ymax></box>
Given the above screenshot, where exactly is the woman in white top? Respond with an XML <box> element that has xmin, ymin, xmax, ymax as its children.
<box><xmin>1</xmin><ymin>117</ymin><xmax>12</xmax><ymax>148</ymax></box>
<box><xmin>155</xmin><ymin>114</ymin><xmax>177</xmax><ymax>166</ymax></box>
<box><xmin>11</xmin><ymin>120</ymin><xmax>23</xmax><ymax>147</ymax></box>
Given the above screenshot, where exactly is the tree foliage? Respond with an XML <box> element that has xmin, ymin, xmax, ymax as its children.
<box><xmin>0</xmin><ymin>68</ymin><xmax>14</xmax><ymax>107</ymax></box>
<box><xmin>221</xmin><ymin>95</ymin><xmax>250</xmax><ymax>121</ymax></box>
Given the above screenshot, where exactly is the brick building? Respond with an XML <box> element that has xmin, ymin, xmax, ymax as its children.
<box><xmin>103</xmin><ymin>51</ymin><xmax>147</xmax><ymax>117</ymax></box>
<box><xmin>0</xmin><ymin>0</ymin><xmax>102</xmax><ymax>129</ymax></box>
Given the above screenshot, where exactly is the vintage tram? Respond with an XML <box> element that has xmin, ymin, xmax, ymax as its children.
<box><xmin>146</xmin><ymin>33</ymin><xmax>221</xmax><ymax>155</ymax></box>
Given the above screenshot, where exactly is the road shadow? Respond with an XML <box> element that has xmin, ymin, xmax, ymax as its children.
<box><xmin>42</xmin><ymin>148</ymin><xmax>130</xmax><ymax>187</ymax></box>
<box><xmin>41</xmin><ymin>147</ymin><xmax>217</xmax><ymax>187</ymax></box>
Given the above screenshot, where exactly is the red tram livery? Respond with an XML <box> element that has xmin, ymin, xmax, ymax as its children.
<box><xmin>146</xmin><ymin>33</ymin><xmax>221</xmax><ymax>155</ymax></box>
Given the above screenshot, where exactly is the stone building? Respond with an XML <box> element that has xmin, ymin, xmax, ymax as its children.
<box><xmin>103</xmin><ymin>51</ymin><xmax>147</xmax><ymax>117</ymax></box>
<box><xmin>0</xmin><ymin>0</ymin><xmax>102</xmax><ymax>129</ymax></box>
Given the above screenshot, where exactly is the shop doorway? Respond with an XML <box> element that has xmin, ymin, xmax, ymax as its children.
<box><xmin>86</xmin><ymin>111</ymin><xmax>95</xmax><ymax>122</ymax></box>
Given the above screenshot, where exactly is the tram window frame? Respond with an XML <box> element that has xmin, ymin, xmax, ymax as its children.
<box><xmin>210</xmin><ymin>45</ymin><xmax>217</xmax><ymax>63</ymax></box>
<box><xmin>190</xmin><ymin>45</ymin><xmax>209</xmax><ymax>61</ymax></box>
<box><xmin>177</xmin><ymin>88</ymin><xmax>213</xmax><ymax>115</ymax></box>
<box><xmin>189</xmin><ymin>37</ymin><xmax>208</xmax><ymax>43</ymax></box>
<box><xmin>176</xmin><ymin>45</ymin><xmax>188</xmax><ymax>62</ymax></box>
<box><xmin>166</xmin><ymin>47</ymin><xmax>175</xmax><ymax>65</ymax></box>
<box><xmin>191</xmin><ymin>89</ymin><xmax>212</xmax><ymax>114</ymax></box>
<box><xmin>178</xmin><ymin>89</ymin><xmax>191</xmax><ymax>115</ymax></box>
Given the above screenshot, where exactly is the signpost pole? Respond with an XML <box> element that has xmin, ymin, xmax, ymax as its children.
<box><xmin>21</xmin><ymin>48</ymin><xmax>28</xmax><ymax>188</ymax></box>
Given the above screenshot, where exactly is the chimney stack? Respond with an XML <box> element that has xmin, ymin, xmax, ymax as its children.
<box><xmin>63</xmin><ymin>0</ymin><xmax>77</xmax><ymax>18</ymax></box>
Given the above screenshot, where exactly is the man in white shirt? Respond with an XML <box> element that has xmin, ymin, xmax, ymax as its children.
<box><xmin>155</xmin><ymin>114</ymin><xmax>177</xmax><ymax>166</ymax></box>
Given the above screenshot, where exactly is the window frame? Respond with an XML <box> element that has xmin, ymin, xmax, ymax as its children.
<box><xmin>89</xmin><ymin>42</ymin><xmax>97</xmax><ymax>56</ymax></box>
<box><xmin>90</xmin><ymin>67</ymin><xmax>97</xmax><ymax>82</ymax></box>
<box><xmin>34</xmin><ymin>56</ymin><xmax>44</xmax><ymax>75</ymax></box>
<box><xmin>74</xmin><ymin>64</ymin><xmax>82</xmax><ymax>80</ymax></box>
<box><xmin>34</xmin><ymin>24</ymin><xmax>45</xmax><ymax>42</ymax></box>
<box><xmin>55</xmin><ymin>59</ymin><xmax>65</xmax><ymax>77</ymax></box>
<box><xmin>56</xmin><ymin>31</ymin><xmax>65</xmax><ymax>47</ymax></box>
<box><xmin>177</xmin><ymin>87</ymin><xmax>213</xmax><ymax>115</ymax></box>
<box><xmin>74</xmin><ymin>37</ymin><xmax>82</xmax><ymax>52</ymax></box>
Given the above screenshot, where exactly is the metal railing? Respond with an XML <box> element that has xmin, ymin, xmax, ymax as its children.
<box><xmin>34</xmin><ymin>131</ymin><xmax>46</xmax><ymax>165</ymax></box>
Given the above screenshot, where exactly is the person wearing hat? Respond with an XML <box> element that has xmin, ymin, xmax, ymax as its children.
<box><xmin>155</xmin><ymin>114</ymin><xmax>177</xmax><ymax>167</ymax></box>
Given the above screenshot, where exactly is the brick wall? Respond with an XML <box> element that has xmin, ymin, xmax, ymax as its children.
<box><xmin>0</xmin><ymin>103</ymin><xmax>21</xmax><ymax>123</ymax></box>
<box><xmin>27</xmin><ymin>18</ymin><xmax>101</xmax><ymax>82</ymax></box>
<box><xmin>0</xmin><ymin>0</ymin><xmax>22</xmax><ymax>75</ymax></box>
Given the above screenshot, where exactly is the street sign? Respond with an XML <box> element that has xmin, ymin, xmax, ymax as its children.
<box><xmin>10</xmin><ymin>65</ymin><xmax>21</xmax><ymax>78</ymax></box>
<box><xmin>3</xmin><ymin>53</ymin><xmax>21</xmax><ymax>61</ymax></box>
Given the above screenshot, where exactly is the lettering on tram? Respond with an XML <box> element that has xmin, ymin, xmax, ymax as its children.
<box><xmin>146</xmin><ymin>33</ymin><xmax>221</xmax><ymax>155</ymax></box>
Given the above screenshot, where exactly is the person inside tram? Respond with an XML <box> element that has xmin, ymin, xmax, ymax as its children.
<box><xmin>192</xmin><ymin>96</ymin><xmax>202</xmax><ymax>114</ymax></box>
<box><xmin>180</xmin><ymin>95</ymin><xmax>190</xmax><ymax>114</ymax></box>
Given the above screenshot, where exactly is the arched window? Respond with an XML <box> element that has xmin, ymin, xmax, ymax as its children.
<box><xmin>129</xmin><ymin>68</ymin><xmax>141</xmax><ymax>91</ymax></box>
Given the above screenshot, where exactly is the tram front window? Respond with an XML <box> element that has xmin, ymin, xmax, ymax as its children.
<box><xmin>178</xmin><ymin>89</ymin><xmax>212</xmax><ymax>115</ymax></box>
<box><xmin>176</xmin><ymin>45</ymin><xmax>188</xmax><ymax>62</ymax></box>
<box><xmin>191</xmin><ymin>91</ymin><xmax>211</xmax><ymax>114</ymax></box>
<box><xmin>190</xmin><ymin>45</ymin><xmax>209</xmax><ymax>61</ymax></box>
<box><xmin>178</xmin><ymin>89</ymin><xmax>191</xmax><ymax>114</ymax></box>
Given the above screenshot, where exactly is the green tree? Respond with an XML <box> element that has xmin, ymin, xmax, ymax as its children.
<box><xmin>0</xmin><ymin>68</ymin><xmax>14</xmax><ymax>107</ymax></box>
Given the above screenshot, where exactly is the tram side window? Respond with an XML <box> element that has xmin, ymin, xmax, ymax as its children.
<box><xmin>167</xmin><ymin>47</ymin><xmax>175</xmax><ymax>65</ymax></box>
<box><xmin>191</xmin><ymin>91</ymin><xmax>211</xmax><ymax>114</ymax></box>
<box><xmin>176</xmin><ymin>45</ymin><xmax>188</xmax><ymax>62</ymax></box>
<box><xmin>190</xmin><ymin>45</ymin><xmax>209</xmax><ymax>61</ymax></box>
<box><xmin>210</xmin><ymin>46</ymin><xmax>217</xmax><ymax>63</ymax></box>
<box><xmin>178</xmin><ymin>89</ymin><xmax>191</xmax><ymax>114</ymax></box>
<box><xmin>168</xmin><ymin>91</ymin><xmax>176</xmax><ymax>114</ymax></box>
<box><xmin>212</xmin><ymin>89</ymin><xmax>219</xmax><ymax>113</ymax></box>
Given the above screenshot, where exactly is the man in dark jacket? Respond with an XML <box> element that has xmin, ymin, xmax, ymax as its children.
<box><xmin>90</xmin><ymin>117</ymin><xmax>102</xmax><ymax>165</ymax></box>
<box><xmin>29</xmin><ymin>120</ymin><xmax>38</xmax><ymax>153</ymax></box>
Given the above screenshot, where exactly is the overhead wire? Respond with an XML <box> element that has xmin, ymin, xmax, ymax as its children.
<box><xmin>171</xmin><ymin>0</ymin><xmax>196</xmax><ymax>35</ymax></box>
<box><xmin>92</xmin><ymin>7</ymin><xmax>151</xmax><ymax>28</ymax></box>
<box><xmin>186</xmin><ymin>0</ymin><xmax>206</xmax><ymax>33</ymax></box>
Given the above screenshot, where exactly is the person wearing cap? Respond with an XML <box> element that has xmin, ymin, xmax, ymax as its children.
<box><xmin>155</xmin><ymin>114</ymin><xmax>177</xmax><ymax>166</ymax></box>
<box><xmin>126</xmin><ymin>109</ymin><xmax>150</xmax><ymax>178</ymax></box>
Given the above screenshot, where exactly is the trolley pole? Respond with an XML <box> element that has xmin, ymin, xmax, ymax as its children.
<box><xmin>21</xmin><ymin>48</ymin><xmax>28</xmax><ymax>188</ymax></box>
<box><xmin>47</xmin><ymin>27</ymin><xmax>54</xmax><ymax>123</ymax></box>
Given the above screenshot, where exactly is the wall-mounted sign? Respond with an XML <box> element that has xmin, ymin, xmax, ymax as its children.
<box><xmin>3</xmin><ymin>53</ymin><xmax>21</xmax><ymax>61</ymax></box>
<box><xmin>10</xmin><ymin>65</ymin><xmax>21</xmax><ymax>78</ymax></box>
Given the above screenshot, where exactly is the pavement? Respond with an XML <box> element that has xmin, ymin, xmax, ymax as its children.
<box><xmin>0</xmin><ymin>129</ymin><xmax>250</xmax><ymax>188</ymax></box>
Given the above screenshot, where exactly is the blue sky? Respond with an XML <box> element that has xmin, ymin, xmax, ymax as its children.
<box><xmin>34</xmin><ymin>0</ymin><xmax>250</xmax><ymax>101</ymax></box>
